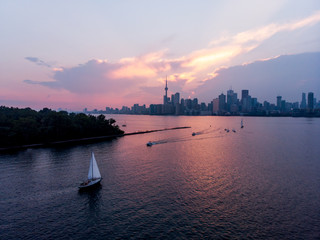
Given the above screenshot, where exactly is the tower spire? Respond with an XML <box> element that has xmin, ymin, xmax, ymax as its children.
<box><xmin>164</xmin><ymin>75</ymin><xmax>168</xmax><ymax>104</ymax></box>
<box><xmin>165</xmin><ymin>75</ymin><xmax>168</xmax><ymax>93</ymax></box>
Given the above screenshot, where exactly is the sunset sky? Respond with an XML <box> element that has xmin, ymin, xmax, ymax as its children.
<box><xmin>1</xmin><ymin>0</ymin><xmax>320</xmax><ymax>110</ymax></box>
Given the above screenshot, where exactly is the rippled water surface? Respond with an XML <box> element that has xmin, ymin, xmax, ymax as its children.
<box><xmin>1</xmin><ymin>116</ymin><xmax>320</xmax><ymax>239</ymax></box>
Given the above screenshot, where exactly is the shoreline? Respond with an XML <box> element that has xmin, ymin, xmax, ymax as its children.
<box><xmin>0</xmin><ymin>126</ymin><xmax>191</xmax><ymax>152</ymax></box>
<box><xmin>89</xmin><ymin>113</ymin><xmax>320</xmax><ymax>118</ymax></box>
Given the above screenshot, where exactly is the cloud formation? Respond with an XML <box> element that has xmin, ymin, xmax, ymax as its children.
<box><xmin>24</xmin><ymin>11</ymin><xmax>320</xmax><ymax>106</ymax></box>
<box><xmin>24</xmin><ymin>55</ymin><xmax>171</xmax><ymax>95</ymax></box>
<box><xmin>196</xmin><ymin>52</ymin><xmax>320</xmax><ymax>103</ymax></box>
<box><xmin>25</xmin><ymin>57</ymin><xmax>52</xmax><ymax>68</ymax></box>
<box><xmin>210</xmin><ymin>11</ymin><xmax>320</xmax><ymax>47</ymax></box>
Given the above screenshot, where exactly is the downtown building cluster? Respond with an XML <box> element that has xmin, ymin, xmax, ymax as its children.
<box><xmin>86</xmin><ymin>80</ymin><xmax>320</xmax><ymax>117</ymax></box>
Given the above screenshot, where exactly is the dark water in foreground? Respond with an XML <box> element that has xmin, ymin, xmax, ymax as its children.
<box><xmin>0</xmin><ymin>116</ymin><xmax>320</xmax><ymax>239</ymax></box>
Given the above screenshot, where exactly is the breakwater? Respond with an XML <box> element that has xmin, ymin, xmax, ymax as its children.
<box><xmin>0</xmin><ymin>126</ymin><xmax>191</xmax><ymax>152</ymax></box>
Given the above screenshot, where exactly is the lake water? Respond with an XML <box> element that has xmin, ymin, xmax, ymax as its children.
<box><xmin>0</xmin><ymin>116</ymin><xmax>320</xmax><ymax>239</ymax></box>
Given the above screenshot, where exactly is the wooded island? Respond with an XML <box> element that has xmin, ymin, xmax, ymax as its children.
<box><xmin>0</xmin><ymin>106</ymin><xmax>124</xmax><ymax>148</ymax></box>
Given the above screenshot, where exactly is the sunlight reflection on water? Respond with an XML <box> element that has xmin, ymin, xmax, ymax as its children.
<box><xmin>0</xmin><ymin>116</ymin><xmax>320</xmax><ymax>239</ymax></box>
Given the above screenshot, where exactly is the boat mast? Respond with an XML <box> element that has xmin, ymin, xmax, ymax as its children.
<box><xmin>91</xmin><ymin>152</ymin><xmax>93</xmax><ymax>180</ymax></box>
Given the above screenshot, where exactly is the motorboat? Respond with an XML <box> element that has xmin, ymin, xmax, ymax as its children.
<box><xmin>146</xmin><ymin>141</ymin><xmax>154</xmax><ymax>146</ymax></box>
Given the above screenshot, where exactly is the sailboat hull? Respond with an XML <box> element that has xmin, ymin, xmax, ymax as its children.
<box><xmin>78</xmin><ymin>178</ymin><xmax>102</xmax><ymax>190</ymax></box>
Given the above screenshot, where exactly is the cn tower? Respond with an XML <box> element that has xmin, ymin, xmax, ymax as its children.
<box><xmin>164</xmin><ymin>75</ymin><xmax>168</xmax><ymax>104</ymax></box>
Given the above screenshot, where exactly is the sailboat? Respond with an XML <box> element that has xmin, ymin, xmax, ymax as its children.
<box><xmin>79</xmin><ymin>152</ymin><xmax>102</xmax><ymax>189</ymax></box>
<box><xmin>241</xmin><ymin>119</ymin><xmax>244</xmax><ymax>128</ymax></box>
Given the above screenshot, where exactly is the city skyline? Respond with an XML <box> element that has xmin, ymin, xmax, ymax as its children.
<box><xmin>1</xmin><ymin>1</ymin><xmax>320</xmax><ymax>110</ymax></box>
<box><xmin>89</xmin><ymin>78</ymin><xmax>319</xmax><ymax>117</ymax></box>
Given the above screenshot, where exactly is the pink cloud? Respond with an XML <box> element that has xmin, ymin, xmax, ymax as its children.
<box><xmin>22</xmin><ymin>11</ymin><xmax>320</xmax><ymax>109</ymax></box>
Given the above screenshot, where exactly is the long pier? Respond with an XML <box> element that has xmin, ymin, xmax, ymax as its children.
<box><xmin>0</xmin><ymin>126</ymin><xmax>191</xmax><ymax>152</ymax></box>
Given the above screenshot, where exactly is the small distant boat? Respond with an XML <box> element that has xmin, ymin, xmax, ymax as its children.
<box><xmin>79</xmin><ymin>152</ymin><xmax>102</xmax><ymax>190</ymax></box>
<box><xmin>122</xmin><ymin>121</ymin><xmax>127</xmax><ymax>127</ymax></box>
<box><xmin>241</xmin><ymin>119</ymin><xmax>244</xmax><ymax>128</ymax></box>
<box><xmin>232</xmin><ymin>129</ymin><xmax>236</xmax><ymax>133</ymax></box>
<box><xmin>192</xmin><ymin>132</ymin><xmax>196</xmax><ymax>136</ymax></box>
<box><xmin>225</xmin><ymin>128</ymin><xmax>230</xmax><ymax>133</ymax></box>
<box><xmin>146</xmin><ymin>141</ymin><xmax>154</xmax><ymax>146</ymax></box>
<box><xmin>146</xmin><ymin>140</ymin><xmax>167</xmax><ymax>146</ymax></box>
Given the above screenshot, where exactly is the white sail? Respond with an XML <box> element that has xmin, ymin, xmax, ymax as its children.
<box><xmin>88</xmin><ymin>152</ymin><xmax>101</xmax><ymax>180</ymax></box>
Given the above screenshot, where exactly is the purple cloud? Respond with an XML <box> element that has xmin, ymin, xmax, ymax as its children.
<box><xmin>25</xmin><ymin>57</ymin><xmax>52</xmax><ymax>67</ymax></box>
<box><xmin>196</xmin><ymin>52</ymin><xmax>320</xmax><ymax>103</ymax></box>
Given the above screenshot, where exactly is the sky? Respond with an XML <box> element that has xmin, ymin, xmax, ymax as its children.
<box><xmin>1</xmin><ymin>0</ymin><xmax>320</xmax><ymax>110</ymax></box>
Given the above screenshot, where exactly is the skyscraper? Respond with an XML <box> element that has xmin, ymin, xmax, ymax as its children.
<box><xmin>241</xmin><ymin>90</ymin><xmax>249</xmax><ymax>102</ymax></box>
<box><xmin>185</xmin><ymin>99</ymin><xmax>192</xmax><ymax>109</ymax></box>
<box><xmin>192</xmin><ymin>98</ymin><xmax>199</xmax><ymax>110</ymax></box>
<box><xmin>300</xmin><ymin>93</ymin><xmax>306</xmax><ymax>109</ymax></box>
<box><xmin>173</xmin><ymin>92</ymin><xmax>180</xmax><ymax>115</ymax></box>
<box><xmin>212</xmin><ymin>98</ymin><xmax>219</xmax><ymax>113</ymax></box>
<box><xmin>219</xmin><ymin>93</ymin><xmax>226</xmax><ymax>113</ymax></box>
<box><xmin>308</xmin><ymin>92</ymin><xmax>314</xmax><ymax>110</ymax></box>
<box><xmin>277</xmin><ymin>96</ymin><xmax>282</xmax><ymax>110</ymax></box>
<box><xmin>241</xmin><ymin>90</ymin><xmax>249</xmax><ymax>112</ymax></box>
<box><xmin>173</xmin><ymin>92</ymin><xmax>180</xmax><ymax>106</ymax></box>
<box><xmin>227</xmin><ymin>89</ymin><xmax>233</xmax><ymax>111</ymax></box>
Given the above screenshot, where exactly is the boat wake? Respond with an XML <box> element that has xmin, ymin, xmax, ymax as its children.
<box><xmin>146</xmin><ymin>127</ymin><xmax>228</xmax><ymax>146</ymax></box>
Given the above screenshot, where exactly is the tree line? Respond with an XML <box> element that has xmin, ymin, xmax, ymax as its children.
<box><xmin>0</xmin><ymin>106</ymin><xmax>124</xmax><ymax>147</ymax></box>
